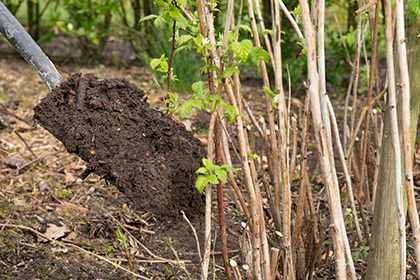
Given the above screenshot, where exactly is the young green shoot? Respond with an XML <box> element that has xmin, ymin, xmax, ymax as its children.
<box><xmin>116</xmin><ymin>228</ymin><xmax>135</xmax><ymax>278</ymax></box>
<box><xmin>195</xmin><ymin>158</ymin><xmax>237</xmax><ymax>193</ymax></box>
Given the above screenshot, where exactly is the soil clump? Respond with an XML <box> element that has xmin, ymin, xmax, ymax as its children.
<box><xmin>34</xmin><ymin>73</ymin><xmax>205</xmax><ymax>219</ymax></box>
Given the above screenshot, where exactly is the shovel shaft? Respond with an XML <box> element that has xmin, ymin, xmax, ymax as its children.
<box><xmin>0</xmin><ymin>1</ymin><xmax>62</xmax><ymax>91</ymax></box>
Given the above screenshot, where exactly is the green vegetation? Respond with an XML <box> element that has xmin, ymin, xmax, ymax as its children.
<box><xmin>195</xmin><ymin>158</ymin><xmax>237</xmax><ymax>193</ymax></box>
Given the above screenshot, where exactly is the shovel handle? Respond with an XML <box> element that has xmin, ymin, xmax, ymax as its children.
<box><xmin>0</xmin><ymin>1</ymin><xmax>62</xmax><ymax>91</ymax></box>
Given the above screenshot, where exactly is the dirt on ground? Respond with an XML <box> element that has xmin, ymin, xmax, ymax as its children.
<box><xmin>34</xmin><ymin>73</ymin><xmax>206</xmax><ymax>220</ymax></box>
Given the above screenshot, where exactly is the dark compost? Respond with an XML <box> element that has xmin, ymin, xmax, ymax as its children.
<box><xmin>34</xmin><ymin>73</ymin><xmax>205</xmax><ymax>219</ymax></box>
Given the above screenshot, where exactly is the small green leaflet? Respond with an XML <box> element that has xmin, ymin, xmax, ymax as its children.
<box><xmin>222</xmin><ymin>66</ymin><xmax>239</xmax><ymax>78</ymax></box>
<box><xmin>231</xmin><ymin>39</ymin><xmax>253</xmax><ymax>62</ymax></box>
<box><xmin>192</xmin><ymin>81</ymin><xmax>204</xmax><ymax>94</ymax></box>
<box><xmin>168</xmin><ymin>6</ymin><xmax>182</xmax><ymax>20</ymax></box>
<box><xmin>139</xmin><ymin>14</ymin><xmax>158</xmax><ymax>23</ymax></box>
<box><xmin>178</xmin><ymin>100</ymin><xmax>193</xmax><ymax>120</ymax></box>
<box><xmin>221</xmin><ymin>164</ymin><xmax>237</xmax><ymax>174</ymax></box>
<box><xmin>154</xmin><ymin>15</ymin><xmax>166</xmax><ymax>28</ymax></box>
<box><xmin>154</xmin><ymin>0</ymin><xmax>168</xmax><ymax>7</ymax></box>
<box><xmin>177</xmin><ymin>35</ymin><xmax>193</xmax><ymax>46</ymax></box>
<box><xmin>214</xmin><ymin>168</ymin><xmax>227</xmax><ymax>184</ymax></box>
<box><xmin>177</xmin><ymin>0</ymin><xmax>187</xmax><ymax>8</ymax></box>
<box><xmin>263</xmin><ymin>29</ymin><xmax>273</xmax><ymax>36</ymax></box>
<box><xmin>239</xmin><ymin>25</ymin><xmax>253</xmax><ymax>36</ymax></box>
<box><xmin>207</xmin><ymin>174</ymin><xmax>218</xmax><ymax>184</ymax></box>
<box><xmin>250</xmin><ymin>47</ymin><xmax>270</xmax><ymax>66</ymax></box>
<box><xmin>202</xmin><ymin>158</ymin><xmax>214</xmax><ymax>170</ymax></box>
<box><xmin>195</xmin><ymin>175</ymin><xmax>208</xmax><ymax>193</ymax></box>
<box><xmin>196</xmin><ymin>167</ymin><xmax>208</xmax><ymax>174</ymax></box>
<box><xmin>150</xmin><ymin>59</ymin><xmax>160</xmax><ymax>70</ymax></box>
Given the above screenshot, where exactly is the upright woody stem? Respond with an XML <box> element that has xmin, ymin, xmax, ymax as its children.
<box><xmin>299</xmin><ymin>0</ymin><xmax>348</xmax><ymax>278</ymax></box>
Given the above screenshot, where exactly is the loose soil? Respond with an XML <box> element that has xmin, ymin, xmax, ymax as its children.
<box><xmin>34</xmin><ymin>73</ymin><xmax>206</xmax><ymax>220</ymax></box>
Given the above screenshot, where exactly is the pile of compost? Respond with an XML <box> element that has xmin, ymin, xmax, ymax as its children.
<box><xmin>34</xmin><ymin>73</ymin><xmax>205</xmax><ymax>219</ymax></box>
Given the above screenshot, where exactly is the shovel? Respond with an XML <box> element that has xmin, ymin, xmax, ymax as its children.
<box><xmin>0</xmin><ymin>3</ymin><xmax>205</xmax><ymax>220</ymax></box>
<box><xmin>0</xmin><ymin>1</ymin><xmax>62</xmax><ymax>92</ymax></box>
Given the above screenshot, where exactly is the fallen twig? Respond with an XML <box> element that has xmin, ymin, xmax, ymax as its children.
<box><xmin>181</xmin><ymin>210</ymin><xmax>201</xmax><ymax>262</ymax></box>
<box><xmin>211</xmin><ymin>215</ymin><xmax>241</xmax><ymax>239</ymax></box>
<box><xmin>14</xmin><ymin>130</ymin><xmax>36</xmax><ymax>158</ymax></box>
<box><xmin>0</xmin><ymin>149</ymin><xmax>65</xmax><ymax>184</ymax></box>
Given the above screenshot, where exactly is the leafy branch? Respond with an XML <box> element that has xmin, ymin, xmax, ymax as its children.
<box><xmin>195</xmin><ymin>158</ymin><xmax>237</xmax><ymax>193</ymax></box>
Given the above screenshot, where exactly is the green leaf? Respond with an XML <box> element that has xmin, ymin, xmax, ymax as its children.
<box><xmin>154</xmin><ymin>0</ymin><xmax>167</xmax><ymax>6</ymax></box>
<box><xmin>193</xmin><ymin>34</ymin><xmax>203</xmax><ymax>46</ymax></box>
<box><xmin>239</xmin><ymin>24</ymin><xmax>253</xmax><ymax>36</ymax></box>
<box><xmin>196</xmin><ymin>167</ymin><xmax>208</xmax><ymax>174</ymax></box>
<box><xmin>179</xmin><ymin>100</ymin><xmax>193</xmax><ymax>120</ymax></box>
<box><xmin>271</xmin><ymin>95</ymin><xmax>280</xmax><ymax>107</ymax></box>
<box><xmin>235</xmin><ymin>113</ymin><xmax>246</xmax><ymax>120</ymax></box>
<box><xmin>250</xmin><ymin>47</ymin><xmax>270</xmax><ymax>66</ymax></box>
<box><xmin>215</xmin><ymin>168</ymin><xmax>227</xmax><ymax>183</ymax></box>
<box><xmin>195</xmin><ymin>175</ymin><xmax>208</xmax><ymax>193</ymax></box>
<box><xmin>202</xmin><ymin>158</ymin><xmax>213</xmax><ymax>170</ymax></box>
<box><xmin>178</xmin><ymin>35</ymin><xmax>193</xmax><ymax>46</ymax></box>
<box><xmin>226</xmin><ymin>105</ymin><xmax>236</xmax><ymax>116</ymax></box>
<box><xmin>296</xmin><ymin>37</ymin><xmax>307</xmax><ymax>55</ymax></box>
<box><xmin>116</xmin><ymin>229</ymin><xmax>127</xmax><ymax>244</ymax></box>
<box><xmin>207</xmin><ymin>174</ymin><xmax>218</xmax><ymax>184</ymax></box>
<box><xmin>139</xmin><ymin>14</ymin><xmax>158</xmax><ymax>23</ymax></box>
<box><xmin>221</xmin><ymin>164</ymin><xmax>237</xmax><ymax>174</ymax></box>
<box><xmin>231</xmin><ymin>39</ymin><xmax>253</xmax><ymax>62</ymax></box>
<box><xmin>169</xmin><ymin>6</ymin><xmax>182</xmax><ymax>20</ymax></box>
<box><xmin>219</xmin><ymin>101</ymin><xmax>229</xmax><ymax>109</ymax></box>
<box><xmin>177</xmin><ymin>17</ymin><xmax>189</xmax><ymax>29</ymax></box>
<box><xmin>346</xmin><ymin>34</ymin><xmax>356</xmax><ymax>48</ymax></box>
<box><xmin>160</xmin><ymin>61</ymin><xmax>169</xmax><ymax>72</ymax></box>
<box><xmin>192</xmin><ymin>81</ymin><xmax>204</xmax><ymax>93</ymax></box>
<box><xmin>150</xmin><ymin>59</ymin><xmax>160</xmax><ymax>70</ymax></box>
<box><xmin>174</xmin><ymin>45</ymin><xmax>188</xmax><ymax>54</ymax></box>
<box><xmin>208</xmin><ymin>95</ymin><xmax>219</xmax><ymax>101</ymax></box>
<box><xmin>262</xmin><ymin>86</ymin><xmax>274</xmax><ymax>97</ymax></box>
<box><xmin>192</xmin><ymin>99</ymin><xmax>203</xmax><ymax>110</ymax></box>
<box><xmin>154</xmin><ymin>15</ymin><xmax>166</xmax><ymax>28</ymax></box>
<box><xmin>167</xmin><ymin>91</ymin><xmax>177</xmax><ymax>102</ymax></box>
<box><xmin>177</xmin><ymin>0</ymin><xmax>187</xmax><ymax>8</ymax></box>
<box><xmin>262</xmin><ymin>29</ymin><xmax>273</xmax><ymax>36</ymax></box>
<box><xmin>222</xmin><ymin>66</ymin><xmax>237</xmax><ymax>79</ymax></box>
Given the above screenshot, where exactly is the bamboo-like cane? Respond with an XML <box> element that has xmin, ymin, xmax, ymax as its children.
<box><xmin>347</xmin><ymin>0</ymin><xmax>364</xmax><ymax>150</ymax></box>
<box><xmin>318</xmin><ymin>1</ymin><xmax>356</xmax><ymax>277</ymax></box>
<box><xmin>200</xmin><ymin>0</ymin><xmax>225</xmax><ymax>278</ymax></box>
<box><xmin>394</xmin><ymin>0</ymin><xmax>420</xmax><ymax>277</ymax></box>
<box><xmin>298</xmin><ymin>0</ymin><xmax>348</xmax><ymax>278</ymax></box>
<box><xmin>225</xmin><ymin>78</ymin><xmax>264</xmax><ymax>280</ymax></box>
<box><xmin>357</xmin><ymin>0</ymin><xmax>380</xmax><ymax>227</ymax></box>
<box><xmin>271</xmin><ymin>0</ymin><xmax>294</xmax><ymax>279</ymax></box>
<box><xmin>384</xmin><ymin>0</ymin><xmax>406</xmax><ymax>279</ymax></box>
<box><xmin>326</xmin><ymin>97</ymin><xmax>364</xmax><ymax>245</ymax></box>
<box><xmin>245</xmin><ymin>0</ymin><xmax>281</xmax><ymax>228</ymax></box>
